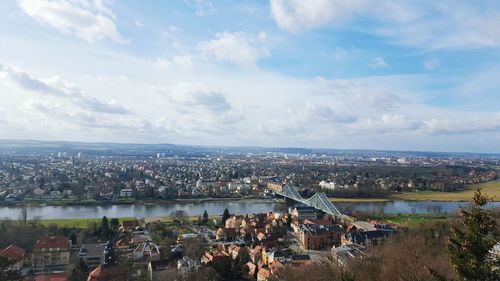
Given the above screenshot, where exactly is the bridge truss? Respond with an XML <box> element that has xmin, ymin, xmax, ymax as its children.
<box><xmin>276</xmin><ymin>185</ymin><xmax>350</xmax><ymax>221</ymax></box>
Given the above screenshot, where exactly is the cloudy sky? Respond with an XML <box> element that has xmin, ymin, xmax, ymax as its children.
<box><xmin>0</xmin><ymin>0</ymin><xmax>499</xmax><ymax>152</ymax></box>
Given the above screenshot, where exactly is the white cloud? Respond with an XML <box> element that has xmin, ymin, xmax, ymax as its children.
<box><xmin>21</xmin><ymin>99</ymin><xmax>146</xmax><ymax>133</ymax></box>
<box><xmin>270</xmin><ymin>0</ymin><xmax>367</xmax><ymax>32</ymax></box>
<box><xmin>346</xmin><ymin>114</ymin><xmax>421</xmax><ymax>134</ymax></box>
<box><xmin>166</xmin><ymin>82</ymin><xmax>231</xmax><ymax>112</ymax></box>
<box><xmin>270</xmin><ymin>0</ymin><xmax>500</xmax><ymax>49</ymax></box>
<box><xmin>370</xmin><ymin>57</ymin><xmax>388</xmax><ymax>68</ymax></box>
<box><xmin>376</xmin><ymin>4</ymin><xmax>500</xmax><ymax>49</ymax></box>
<box><xmin>313</xmin><ymin>76</ymin><xmax>404</xmax><ymax>111</ymax></box>
<box><xmin>148</xmin><ymin>82</ymin><xmax>243</xmax><ymax>137</ymax></box>
<box><xmin>18</xmin><ymin>0</ymin><xmax>125</xmax><ymax>43</ymax></box>
<box><xmin>422</xmin><ymin>114</ymin><xmax>500</xmax><ymax>135</ymax></box>
<box><xmin>0</xmin><ymin>107</ymin><xmax>6</xmax><ymax>124</ymax></box>
<box><xmin>155</xmin><ymin>56</ymin><xmax>193</xmax><ymax>71</ymax></box>
<box><xmin>186</xmin><ymin>0</ymin><xmax>216</xmax><ymax>16</ymax></box>
<box><xmin>198</xmin><ymin>32</ymin><xmax>270</xmax><ymax>68</ymax></box>
<box><xmin>0</xmin><ymin>62</ymin><xmax>130</xmax><ymax>114</ymax></box>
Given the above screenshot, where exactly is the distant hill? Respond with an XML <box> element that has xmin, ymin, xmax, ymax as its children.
<box><xmin>0</xmin><ymin>139</ymin><xmax>498</xmax><ymax>158</ymax></box>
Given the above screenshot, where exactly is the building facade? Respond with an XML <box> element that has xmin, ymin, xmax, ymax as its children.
<box><xmin>32</xmin><ymin>236</ymin><xmax>71</xmax><ymax>274</ymax></box>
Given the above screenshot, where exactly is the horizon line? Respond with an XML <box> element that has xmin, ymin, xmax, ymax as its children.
<box><xmin>0</xmin><ymin>138</ymin><xmax>499</xmax><ymax>156</ymax></box>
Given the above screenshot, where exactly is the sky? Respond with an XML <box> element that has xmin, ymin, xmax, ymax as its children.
<box><xmin>0</xmin><ymin>0</ymin><xmax>499</xmax><ymax>153</ymax></box>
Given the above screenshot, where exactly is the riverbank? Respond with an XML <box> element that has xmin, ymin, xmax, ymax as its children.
<box><xmin>361</xmin><ymin>213</ymin><xmax>450</xmax><ymax>227</ymax></box>
<box><xmin>1</xmin><ymin>180</ymin><xmax>498</xmax><ymax>209</ymax></box>
<box><xmin>3</xmin><ymin>213</ymin><xmax>450</xmax><ymax>229</ymax></box>
<box><xmin>328</xmin><ymin>180</ymin><xmax>500</xmax><ymax>203</ymax></box>
<box><xmin>391</xmin><ymin>180</ymin><xmax>500</xmax><ymax>201</ymax></box>
<box><xmin>330</xmin><ymin>197</ymin><xmax>391</xmax><ymax>203</ymax></box>
<box><xmin>2</xmin><ymin>215</ymin><xmax>222</xmax><ymax>228</ymax></box>
<box><xmin>0</xmin><ymin>197</ymin><xmax>276</xmax><ymax>207</ymax></box>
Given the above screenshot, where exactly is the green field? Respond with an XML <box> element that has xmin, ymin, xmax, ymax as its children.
<box><xmin>36</xmin><ymin>217</ymin><xmax>136</xmax><ymax>228</ymax></box>
<box><xmin>386</xmin><ymin>214</ymin><xmax>448</xmax><ymax>227</ymax></box>
<box><xmin>391</xmin><ymin>180</ymin><xmax>500</xmax><ymax>201</ymax></box>
<box><xmin>330</xmin><ymin>197</ymin><xmax>391</xmax><ymax>203</ymax></box>
<box><xmin>360</xmin><ymin>213</ymin><xmax>449</xmax><ymax>228</ymax></box>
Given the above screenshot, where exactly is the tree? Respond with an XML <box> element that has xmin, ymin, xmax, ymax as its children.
<box><xmin>171</xmin><ymin>210</ymin><xmax>186</xmax><ymax>224</ymax></box>
<box><xmin>100</xmin><ymin>216</ymin><xmax>111</xmax><ymax>240</ymax></box>
<box><xmin>19</xmin><ymin>207</ymin><xmax>27</xmax><ymax>225</ymax></box>
<box><xmin>203</xmin><ymin>210</ymin><xmax>209</xmax><ymax>225</ymax></box>
<box><xmin>70</xmin><ymin>232</ymin><xmax>77</xmax><ymax>246</ymax></box>
<box><xmin>184</xmin><ymin>236</ymin><xmax>205</xmax><ymax>260</ymax></box>
<box><xmin>70</xmin><ymin>258</ymin><xmax>88</xmax><ymax>281</ymax></box>
<box><xmin>222</xmin><ymin>208</ymin><xmax>230</xmax><ymax>226</ymax></box>
<box><xmin>0</xmin><ymin>257</ymin><xmax>23</xmax><ymax>281</ymax></box>
<box><xmin>448</xmin><ymin>188</ymin><xmax>499</xmax><ymax>281</ymax></box>
<box><xmin>110</xmin><ymin>218</ymin><xmax>120</xmax><ymax>232</ymax></box>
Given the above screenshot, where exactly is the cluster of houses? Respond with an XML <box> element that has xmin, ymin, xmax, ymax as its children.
<box><xmin>1</xmin><ymin>235</ymin><xmax>72</xmax><ymax>281</ymax></box>
<box><xmin>318</xmin><ymin>169</ymin><xmax>497</xmax><ymax>193</ymax></box>
<box><xmin>0</xmin><ymin>219</ymin><xmax>167</xmax><ymax>281</ymax></box>
<box><xmin>194</xmin><ymin>207</ymin><xmax>398</xmax><ymax>280</ymax></box>
<box><xmin>0</xmin><ymin>156</ymin><xmax>279</xmax><ymax>203</ymax></box>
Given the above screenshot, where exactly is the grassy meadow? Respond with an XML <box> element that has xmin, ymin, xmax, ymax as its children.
<box><xmin>391</xmin><ymin>180</ymin><xmax>500</xmax><ymax>201</ymax></box>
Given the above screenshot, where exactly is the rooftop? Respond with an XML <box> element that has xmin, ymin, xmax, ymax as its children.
<box><xmin>34</xmin><ymin>236</ymin><xmax>70</xmax><ymax>250</ymax></box>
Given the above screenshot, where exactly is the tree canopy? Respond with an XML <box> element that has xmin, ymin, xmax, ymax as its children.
<box><xmin>448</xmin><ymin>188</ymin><xmax>500</xmax><ymax>281</ymax></box>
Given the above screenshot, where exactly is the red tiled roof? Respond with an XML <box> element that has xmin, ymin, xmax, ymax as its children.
<box><xmin>223</xmin><ymin>228</ymin><xmax>237</xmax><ymax>235</ymax></box>
<box><xmin>122</xmin><ymin>220</ymin><xmax>139</xmax><ymax>229</ymax></box>
<box><xmin>35</xmin><ymin>273</ymin><xmax>68</xmax><ymax>281</ymax></box>
<box><xmin>87</xmin><ymin>265</ymin><xmax>128</xmax><ymax>281</ymax></box>
<box><xmin>34</xmin><ymin>236</ymin><xmax>69</xmax><ymax>250</ymax></box>
<box><xmin>303</xmin><ymin>219</ymin><xmax>333</xmax><ymax>226</ymax></box>
<box><xmin>258</xmin><ymin>268</ymin><xmax>270</xmax><ymax>278</ymax></box>
<box><xmin>0</xmin><ymin>244</ymin><xmax>26</xmax><ymax>261</ymax></box>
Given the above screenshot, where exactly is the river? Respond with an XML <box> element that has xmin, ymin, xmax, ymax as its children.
<box><xmin>0</xmin><ymin>200</ymin><xmax>499</xmax><ymax>220</ymax></box>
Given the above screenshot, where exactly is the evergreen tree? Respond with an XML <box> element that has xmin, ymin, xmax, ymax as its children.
<box><xmin>110</xmin><ymin>218</ymin><xmax>120</xmax><ymax>232</ymax></box>
<box><xmin>222</xmin><ymin>208</ymin><xmax>230</xmax><ymax>226</ymax></box>
<box><xmin>203</xmin><ymin>210</ymin><xmax>209</xmax><ymax>224</ymax></box>
<box><xmin>100</xmin><ymin>216</ymin><xmax>111</xmax><ymax>240</ymax></box>
<box><xmin>70</xmin><ymin>232</ymin><xmax>77</xmax><ymax>246</ymax></box>
<box><xmin>448</xmin><ymin>188</ymin><xmax>499</xmax><ymax>281</ymax></box>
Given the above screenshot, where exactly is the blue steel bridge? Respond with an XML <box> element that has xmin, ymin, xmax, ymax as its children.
<box><xmin>272</xmin><ymin>184</ymin><xmax>352</xmax><ymax>222</ymax></box>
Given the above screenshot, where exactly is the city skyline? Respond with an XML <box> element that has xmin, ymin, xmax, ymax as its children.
<box><xmin>1</xmin><ymin>1</ymin><xmax>500</xmax><ymax>153</ymax></box>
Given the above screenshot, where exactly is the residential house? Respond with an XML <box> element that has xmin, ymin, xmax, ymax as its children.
<box><xmin>267</xmin><ymin>250</ymin><xmax>286</xmax><ymax>264</ymax></box>
<box><xmin>177</xmin><ymin>256</ymin><xmax>200</xmax><ymax>279</ymax></box>
<box><xmin>246</xmin><ymin>262</ymin><xmax>256</xmax><ymax>278</ymax></box>
<box><xmin>121</xmin><ymin>220</ymin><xmax>140</xmax><ymax>232</ymax></box>
<box><xmin>132</xmin><ymin>242</ymin><xmax>160</xmax><ymax>261</ymax></box>
<box><xmin>215</xmin><ymin>228</ymin><xmax>237</xmax><ymax>241</ymax></box>
<box><xmin>298</xmin><ymin>223</ymin><xmax>342</xmax><ymax>250</ymax></box>
<box><xmin>86</xmin><ymin>241</ymin><xmax>128</xmax><ymax>281</ymax></box>
<box><xmin>79</xmin><ymin>244</ymin><xmax>104</xmax><ymax>269</ymax></box>
<box><xmin>290</xmin><ymin>254</ymin><xmax>312</xmax><ymax>267</ymax></box>
<box><xmin>289</xmin><ymin>206</ymin><xmax>316</xmax><ymax>221</ymax></box>
<box><xmin>269</xmin><ymin>260</ymin><xmax>284</xmax><ymax>276</ymax></box>
<box><xmin>34</xmin><ymin>273</ymin><xmax>68</xmax><ymax>281</ymax></box>
<box><xmin>257</xmin><ymin>268</ymin><xmax>270</xmax><ymax>281</ymax></box>
<box><xmin>331</xmin><ymin>244</ymin><xmax>366</xmax><ymax>267</ymax></box>
<box><xmin>343</xmin><ymin>230</ymin><xmax>392</xmax><ymax>246</ymax></box>
<box><xmin>32</xmin><ymin>236</ymin><xmax>71</xmax><ymax>274</ymax></box>
<box><xmin>119</xmin><ymin>188</ymin><xmax>133</xmax><ymax>198</ymax></box>
<box><xmin>148</xmin><ymin>259</ymin><xmax>176</xmax><ymax>281</ymax></box>
<box><xmin>0</xmin><ymin>244</ymin><xmax>26</xmax><ymax>270</ymax></box>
